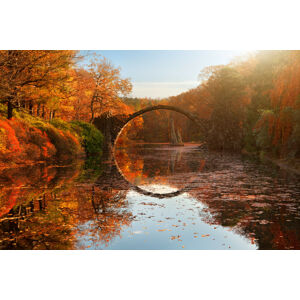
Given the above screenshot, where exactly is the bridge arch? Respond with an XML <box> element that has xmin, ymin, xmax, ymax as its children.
<box><xmin>113</xmin><ymin>104</ymin><xmax>204</xmax><ymax>147</ymax></box>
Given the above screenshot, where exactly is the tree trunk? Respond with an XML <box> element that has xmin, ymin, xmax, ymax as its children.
<box><xmin>36</xmin><ymin>103</ymin><xmax>40</xmax><ymax>117</ymax></box>
<box><xmin>90</xmin><ymin>100</ymin><xmax>95</xmax><ymax>123</ymax></box>
<box><xmin>41</xmin><ymin>105</ymin><xmax>45</xmax><ymax>118</ymax></box>
<box><xmin>7</xmin><ymin>101</ymin><xmax>13</xmax><ymax>119</ymax></box>
<box><xmin>29</xmin><ymin>101</ymin><xmax>33</xmax><ymax>115</ymax></box>
<box><xmin>104</xmin><ymin>112</ymin><xmax>113</xmax><ymax>160</ymax></box>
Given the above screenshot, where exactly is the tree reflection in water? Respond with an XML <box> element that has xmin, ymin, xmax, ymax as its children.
<box><xmin>75</xmin><ymin>186</ymin><xmax>132</xmax><ymax>249</ymax></box>
<box><xmin>0</xmin><ymin>144</ymin><xmax>299</xmax><ymax>249</ymax></box>
<box><xmin>0</xmin><ymin>162</ymin><xmax>133</xmax><ymax>250</ymax></box>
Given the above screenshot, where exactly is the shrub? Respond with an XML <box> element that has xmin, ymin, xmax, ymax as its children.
<box><xmin>71</xmin><ymin>121</ymin><xmax>103</xmax><ymax>156</ymax></box>
<box><xmin>19</xmin><ymin>114</ymin><xmax>83</xmax><ymax>162</ymax></box>
<box><xmin>41</xmin><ymin>126</ymin><xmax>82</xmax><ymax>162</ymax></box>
<box><xmin>0</xmin><ymin>111</ymin><xmax>84</xmax><ymax>164</ymax></box>
<box><xmin>0</xmin><ymin>110</ymin><xmax>101</xmax><ymax>164</ymax></box>
<box><xmin>51</xmin><ymin>118</ymin><xmax>74</xmax><ymax>133</ymax></box>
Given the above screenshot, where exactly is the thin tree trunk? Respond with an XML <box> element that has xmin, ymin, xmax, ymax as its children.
<box><xmin>29</xmin><ymin>101</ymin><xmax>33</xmax><ymax>115</ymax></box>
<box><xmin>7</xmin><ymin>101</ymin><xmax>13</xmax><ymax>119</ymax></box>
<box><xmin>41</xmin><ymin>105</ymin><xmax>45</xmax><ymax>118</ymax></box>
<box><xmin>37</xmin><ymin>103</ymin><xmax>40</xmax><ymax>117</ymax></box>
<box><xmin>90</xmin><ymin>99</ymin><xmax>95</xmax><ymax>123</ymax></box>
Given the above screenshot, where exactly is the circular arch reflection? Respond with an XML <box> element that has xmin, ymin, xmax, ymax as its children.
<box><xmin>111</xmin><ymin>150</ymin><xmax>205</xmax><ymax>199</ymax></box>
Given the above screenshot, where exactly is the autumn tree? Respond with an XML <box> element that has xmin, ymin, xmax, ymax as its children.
<box><xmin>0</xmin><ymin>50</ymin><xmax>77</xmax><ymax>119</ymax></box>
<box><xmin>202</xmin><ymin>66</ymin><xmax>249</xmax><ymax>151</ymax></box>
<box><xmin>241</xmin><ymin>51</ymin><xmax>287</xmax><ymax>152</ymax></box>
<box><xmin>265</xmin><ymin>51</ymin><xmax>300</xmax><ymax>157</ymax></box>
<box><xmin>59</xmin><ymin>68</ymin><xmax>95</xmax><ymax>122</ymax></box>
<box><xmin>86</xmin><ymin>57</ymin><xmax>132</xmax><ymax>122</ymax></box>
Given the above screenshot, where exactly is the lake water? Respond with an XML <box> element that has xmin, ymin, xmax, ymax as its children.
<box><xmin>0</xmin><ymin>144</ymin><xmax>299</xmax><ymax>250</ymax></box>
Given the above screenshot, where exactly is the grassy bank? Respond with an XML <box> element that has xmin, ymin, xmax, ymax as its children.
<box><xmin>0</xmin><ymin>106</ymin><xmax>103</xmax><ymax>168</ymax></box>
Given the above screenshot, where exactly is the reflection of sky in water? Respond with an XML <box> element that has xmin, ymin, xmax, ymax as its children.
<box><xmin>136</xmin><ymin>184</ymin><xmax>178</xmax><ymax>193</ymax></box>
<box><xmin>76</xmin><ymin>184</ymin><xmax>257</xmax><ymax>250</ymax></box>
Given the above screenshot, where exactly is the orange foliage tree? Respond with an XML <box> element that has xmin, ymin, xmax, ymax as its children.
<box><xmin>86</xmin><ymin>56</ymin><xmax>132</xmax><ymax>122</ymax></box>
<box><xmin>0</xmin><ymin>50</ymin><xmax>77</xmax><ymax>119</ymax></box>
<box><xmin>267</xmin><ymin>51</ymin><xmax>300</xmax><ymax>156</ymax></box>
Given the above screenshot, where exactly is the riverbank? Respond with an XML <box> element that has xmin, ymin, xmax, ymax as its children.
<box><xmin>242</xmin><ymin>149</ymin><xmax>300</xmax><ymax>176</ymax></box>
<box><xmin>263</xmin><ymin>155</ymin><xmax>300</xmax><ymax>176</ymax></box>
<box><xmin>0</xmin><ymin>111</ymin><xmax>103</xmax><ymax>168</ymax></box>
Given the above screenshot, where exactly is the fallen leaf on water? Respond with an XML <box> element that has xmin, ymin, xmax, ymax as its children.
<box><xmin>170</xmin><ymin>235</ymin><xmax>181</xmax><ymax>241</ymax></box>
<box><xmin>259</xmin><ymin>220</ymin><xmax>269</xmax><ymax>225</ymax></box>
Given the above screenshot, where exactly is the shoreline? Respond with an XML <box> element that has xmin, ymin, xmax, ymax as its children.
<box><xmin>263</xmin><ymin>155</ymin><xmax>300</xmax><ymax>176</ymax></box>
<box><xmin>242</xmin><ymin>149</ymin><xmax>300</xmax><ymax>176</ymax></box>
<box><xmin>1</xmin><ymin>144</ymin><xmax>299</xmax><ymax>176</ymax></box>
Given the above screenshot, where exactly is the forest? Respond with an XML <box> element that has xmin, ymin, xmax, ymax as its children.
<box><xmin>124</xmin><ymin>51</ymin><xmax>300</xmax><ymax>168</ymax></box>
<box><xmin>0</xmin><ymin>50</ymin><xmax>300</xmax><ymax>167</ymax></box>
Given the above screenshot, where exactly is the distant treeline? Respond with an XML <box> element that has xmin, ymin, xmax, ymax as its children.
<box><xmin>123</xmin><ymin>51</ymin><xmax>300</xmax><ymax>160</ymax></box>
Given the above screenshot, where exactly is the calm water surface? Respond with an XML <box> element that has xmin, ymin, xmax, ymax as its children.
<box><xmin>0</xmin><ymin>144</ymin><xmax>299</xmax><ymax>250</ymax></box>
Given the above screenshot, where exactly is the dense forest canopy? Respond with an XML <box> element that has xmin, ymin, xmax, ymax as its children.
<box><xmin>0</xmin><ymin>50</ymin><xmax>299</xmax><ymax>159</ymax></box>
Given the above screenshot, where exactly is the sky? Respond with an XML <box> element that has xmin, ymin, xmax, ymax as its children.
<box><xmin>80</xmin><ymin>50</ymin><xmax>248</xmax><ymax>99</ymax></box>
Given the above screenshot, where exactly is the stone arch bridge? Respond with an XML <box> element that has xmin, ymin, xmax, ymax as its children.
<box><xmin>93</xmin><ymin>104</ymin><xmax>206</xmax><ymax>154</ymax></box>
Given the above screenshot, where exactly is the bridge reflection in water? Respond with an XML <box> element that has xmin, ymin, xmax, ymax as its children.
<box><xmin>0</xmin><ymin>144</ymin><xmax>300</xmax><ymax>250</ymax></box>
